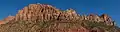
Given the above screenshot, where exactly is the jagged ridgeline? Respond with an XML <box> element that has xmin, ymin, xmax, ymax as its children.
<box><xmin>0</xmin><ymin>4</ymin><xmax>119</xmax><ymax>32</ymax></box>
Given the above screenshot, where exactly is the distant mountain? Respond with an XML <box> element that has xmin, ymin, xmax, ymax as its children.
<box><xmin>0</xmin><ymin>4</ymin><xmax>119</xmax><ymax>32</ymax></box>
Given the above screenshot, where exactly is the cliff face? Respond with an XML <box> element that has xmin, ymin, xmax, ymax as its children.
<box><xmin>15</xmin><ymin>4</ymin><xmax>79</xmax><ymax>22</ymax></box>
<box><xmin>14</xmin><ymin>4</ymin><xmax>113</xmax><ymax>25</ymax></box>
<box><xmin>0</xmin><ymin>4</ymin><xmax>119</xmax><ymax>32</ymax></box>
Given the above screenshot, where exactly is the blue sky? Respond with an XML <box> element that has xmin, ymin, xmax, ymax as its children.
<box><xmin>0</xmin><ymin>0</ymin><xmax>120</xmax><ymax>26</ymax></box>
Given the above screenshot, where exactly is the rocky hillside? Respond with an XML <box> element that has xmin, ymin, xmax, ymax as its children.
<box><xmin>0</xmin><ymin>4</ymin><xmax>119</xmax><ymax>32</ymax></box>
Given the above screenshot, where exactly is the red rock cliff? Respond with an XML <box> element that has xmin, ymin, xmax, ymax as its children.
<box><xmin>0</xmin><ymin>4</ymin><xmax>118</xmax><ymax>32</ymax></box>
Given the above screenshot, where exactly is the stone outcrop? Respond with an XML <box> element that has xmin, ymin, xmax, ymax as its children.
<box><xmin>14</xmin><ymin>4</ymin><xmax>113</xmax><ymax>25</ymax></box>
<box><xmin>0</xmin><ymin>15</ymin><xmax>15</xmax><ymax>24</ymax></box>
<box><xmin>0</xmin><ymin>20</ymin><xmax>5</xmax><ymax>24</ymax></box>
<box><xmin>0</xmin><ymin>4</ymin><xmax>118</xmax><ymax>32</ymax></box>
<box><xmin>0</xmin><ymin>4</ymin><xmax>114</xmax><ymax>25</ymax></box>
<box><xmin>100</xmin><ymin>14</ymin><xmax>113</xmax><ymax>25</ymax></box>
<box><xmin>15</xmin><ymin>4</ymin><xmax>61</xmax><ymax>21</ymax></box>
<box><xmin>15</xmin><ymin>4</ymin><xmax>80</xmax><ymax>22</ymax></box>
<box><xmin>3</xmin><ymin>15</ymin><xmax>15</xmax><ymax>21</ymax></box>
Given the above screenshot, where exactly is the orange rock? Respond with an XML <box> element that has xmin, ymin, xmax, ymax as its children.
<box><xmin>14</xmin><ymin>4</ymin><xmax>80</xmax><ymax>21</ymax></box>
<box><xmin>101</xmin><ymin>14</ymin><xmax>113</xmax><ymax>25</ymax></box>
<box><xmin>3</xmin><ymin>15</ymin><xmax>15</xmax><ymax>21</ymax></box>
<box><xmin>0</xmin><ymin>4</ymin><xmax>117</xmax><ymax>32</ymax></box>
<box><xmin>0</xmin><ymin>20</ymin><xmax>5</xmax><ymax>24</ymax></box>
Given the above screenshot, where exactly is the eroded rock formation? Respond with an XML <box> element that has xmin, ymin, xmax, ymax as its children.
<box><xmin>0</xmin><ymin>4</ymin><xmax>118</xmax><ymax>32</ymax></box>
<box><xmin>13</xmin><ymin>4</ymin><xmax>114</xmax><ymax>25</ymax></box>
<box><xmin>0</xmin><ymin>15</ymin><xmax>15</xmax><ymax>24</ymax></box>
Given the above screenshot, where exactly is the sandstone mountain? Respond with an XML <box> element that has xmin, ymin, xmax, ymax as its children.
<box><xmin>0</xmin><ymin>4</ymin><xmax>119</xmax><ymax>32</ymax></box>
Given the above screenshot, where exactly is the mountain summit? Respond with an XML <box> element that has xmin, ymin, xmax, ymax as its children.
<box><xmin>15</xmin><ymin>4</ymin><xmax>79</xmax><ymax>21</ymax></box>
<box><xmin>0</xmin><ymin>4</ymin><xmax>119</xmax><ymax>32</ymax></box>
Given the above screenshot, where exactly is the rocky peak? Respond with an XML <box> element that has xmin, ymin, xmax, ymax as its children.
<box><xmin>0</xmin><ymin>4</ymin><xmax>114</xmax><ymax>26</ymax></box>
<box><xmin>15</xmin><ymin>4</ymin><xmax>60</xmax><ymax>21</ymax></box>
<box><xmin>15</xmin><ymin>4</ymin><xmax>79</xmax><ymax>21</ymax></box>
<box><xmin>0</xmin><ymin>4</ymin><xmax>119</xmax><ymax>32</ymax></box>
<box><xmin>0</xmin><ymin>15</ymin><xmax>15</xmax><ymax>24</ymax></box>
<box><xmin>101</xmin><ymin>14</ymin><xmax>112</xmax><ymax>21</ymax></box>
<box><xmin>100</xmin><ymin>14</ymin><xmax>113</xmax><ymax>25</ymax></box>
<box><xmin>3</xmin><ymin>15</ymin><xmax>15</xmax><ymax>21</ymax></box>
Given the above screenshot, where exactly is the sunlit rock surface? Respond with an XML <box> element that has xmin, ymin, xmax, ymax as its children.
<box><xmin>0</xmin><ymin>4</ymin><xmax>119</xmax><ymax>32</ymax></box>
